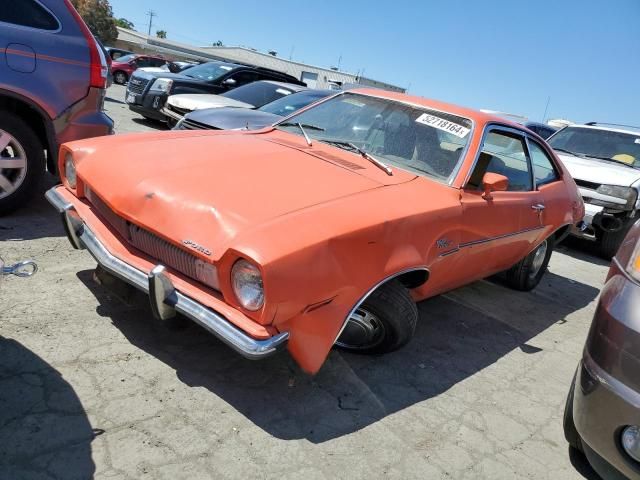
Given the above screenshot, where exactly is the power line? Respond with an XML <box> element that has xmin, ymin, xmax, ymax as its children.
<box><xmin>146</xmin><ymin>10</ymin><xmax>156</xmax><ymax>36</ymax></box>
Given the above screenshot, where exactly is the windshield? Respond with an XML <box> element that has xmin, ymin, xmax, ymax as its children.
<box><xmin>222</xmin><ymin>82</ymin><xmax>296</xmax><ymax>108</ymax></box>
<box><xmin>116</xmin><ymin>54</ymin><xmax>136</xmax><ymax>63</ymax></box>
<box><xmin>549</xmin><ymin>127</ymin><xmax>640</xmax><ymax>168</ymax></box>
<box><xmin>259</xmin><ymin>91</ymin><xmax>332</xmax><ymax>117</ymax></box>
<box><xmin>183</xmin><ymin>62</ymin><xmax>239</xmax><ymax>81</ymax></box>
<box><xmin>275</xmin><ymin>92</ymin><xmax>472</xmax><ymax>181</ymax></box>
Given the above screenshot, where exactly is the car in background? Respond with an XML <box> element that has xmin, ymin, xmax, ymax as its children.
<box><xmin>525</xmin><ymin>121</ymin><xmax>557</xmax><ymax>140</ymax></box>
<box><xmin>104</xmin><ymin>46</ymin><xmax>133</xmax><ymax>61</ymax></box>
<box><xmin>125</xmin><ymin>61</ymin><xmax>306</xmax><ymax>122</ymax></box>
<box><xmin>547</xmin><ymin>123</ymin><xmax>640</xmax><ymax>257</ymax></box>
<box><xmin>175</xmin><ymin>89</ymin><xmax>334</xmax><ymax>131</ymax></box>
<box><xmin>564</xmin><ymin>219</ymin><xmax>640</xmax><ymax>480</ymax></box>
<box><xmin>138</xmin><ymin>61</ymin><xmax>196</xmax><ymax>74</ymax></box>
<box><xmin>110</xmin><ymin>54</ymin><xmax>169</xmax><ymax>85</ymax></box>
<box><xmin>162</xmin><ymin>81</ymin><xmax>307</xmax><ymax>126</ymax></box>
<box><xmin>47</xmin><ymin>89</ymin><xmax>583</xmax><ymax>375</ymax></box>
<box><xmin>0</xmin><ymin>0</ymin><xmax>113</xmax><ymax>214</ymax></box>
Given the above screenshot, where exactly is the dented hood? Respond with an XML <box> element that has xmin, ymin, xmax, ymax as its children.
<box><xmin>76</xmin><ymin>131</ymin><xmax>415</xmax><ymax>259</ymax></box>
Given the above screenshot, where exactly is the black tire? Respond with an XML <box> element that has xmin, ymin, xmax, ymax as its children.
<box><xmin>563</xmin><ymin>369</ymin><xmax>583</xmax><ymax>451</ymax></box>
<box><xmin>0</xmin><ymin>112</ymin><xmax>45</xmax><ymax>215</ymax></box>
<box><xmin>113</xmin><ymin>70</ymin><xmax>128</xmax><ymax>85</ymax></box>
<box><xmin>598</xmin><ymin>223</ymin><xmax>633</xmax><ymax>260</ymax></box>
<box><xmin>504</xmin><ymin>236</ymin><xmax>553</xmax><ymax>291</ymax></box>
<box><xmin>336</xmin><ymin>280</ymin><xmax>418</xmax><ymax>354</ymax></box>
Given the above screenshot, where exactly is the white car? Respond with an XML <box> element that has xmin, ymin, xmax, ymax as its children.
<box><xmin>547</xmin><ymin>122</ymin><xmax>640</xmax><ymax>257</ymax></box>
<box><xmin>160</xmin><ymin>80</ymin><xmax>306</xmax><ymax>127</ymax></box>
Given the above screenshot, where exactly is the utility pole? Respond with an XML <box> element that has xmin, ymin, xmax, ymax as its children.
<box><xmin>146</xmin><ymin>10</ymin><xmax>156</xmax><ymax>36</ymax></box>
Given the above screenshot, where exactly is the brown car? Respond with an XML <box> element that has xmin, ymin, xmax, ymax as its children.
<box><xmin>564</xmin><ymin>219</ymin><xmax>640</xmax><ymax>479</ymax></box>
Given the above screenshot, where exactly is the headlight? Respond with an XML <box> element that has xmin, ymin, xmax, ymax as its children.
<box><xmin>628</xmin><ymin>240</ymin><xmax>640</xmax><ymax>282</ymax></box>
<box><xmin>592</xmin><ymin>185</ymin><xmax>637</xmax><ymax>209</ymax></box>
<box><xmin>149</xmin><ymin>78</ymin><xmax>173</xmax><ymax>93</ymax></box>
<box><xmin>65</xmin><ymin>153</ymin><xmax>77</xmax><ymax>189</ymax></box>
<box><xmin>231</xmin><ymin>259</ymin><xmax>264</xmax><ymax>311</ymax></box>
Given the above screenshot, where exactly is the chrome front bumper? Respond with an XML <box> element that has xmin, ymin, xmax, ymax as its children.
<box><xmin>160</xmin><ymin>106</ymin><xmax>184</xmax><ymax>122</ymax></box>
<box><xmin>45</xmin><ymin>188</ymin><xmax>289</xmax><ymax>360</ymax></box>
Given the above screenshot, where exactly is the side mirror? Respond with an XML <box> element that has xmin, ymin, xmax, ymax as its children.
<box><xmin>222</xmin><ymin>78</ymin><xmax>237</xmax><ymax>87</ymax></box>
<box><xmin>482</xmin><ymin>172</ymin><xmax>509</xmax><ymax>199</ymax></box>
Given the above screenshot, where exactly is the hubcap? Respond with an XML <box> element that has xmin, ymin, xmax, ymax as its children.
<box><xmin>530</xmin><ymin>239</ymin><xmax>548</xmax><ymax>277</ymax></box>
<box><xmin>336</xmin><ymin>307</ymin><xmax>386</xmax><ymax>350</ymax></box>
<box><xmin>0</xmin><ymin>129</ymin><xmax>27</xmax><ymax>200</ymax></box>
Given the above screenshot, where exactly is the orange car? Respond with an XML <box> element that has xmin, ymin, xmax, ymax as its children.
<box><xmin>46</xmin><ymin>89</ymin><xmax>584</xmax><ymax>374</ymax></box>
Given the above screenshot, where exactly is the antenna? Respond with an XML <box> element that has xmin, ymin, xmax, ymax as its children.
<box><xmin>542</xmin><ymin>96</ymin><xmax>551</xmax><ymax>122</ymax></box>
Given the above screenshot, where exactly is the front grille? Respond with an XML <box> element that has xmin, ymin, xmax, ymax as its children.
<box><xmin>574</xmin><ymin>179</ymin><xmax>601</xmax><ymax>190</ymax></box>
<box><xmin>85</xmin><ymin>188</ymin><xmax>218</xmax><ymax>290</ymax></box>
<box><xmin>127</xmin><ymin>77</ymin><xmax>150</xmax><ymax>95</ymax></box>
<box><xmin>179</xmin><ymin>118</ymin><xmax>215</xmax><ymax>130</ymax></box>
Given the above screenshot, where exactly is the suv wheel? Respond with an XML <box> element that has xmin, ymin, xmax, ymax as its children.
<box><xmin>113</xmin><ymin>71</ymin><xmax>128</xmax><ymax>84</ymax></box>
<box><xmin>598</xmin><ymin>221</ymin><xmax>635</xmax><ymax>259</ymax></box>
<box><xmin>0</xmin><ymin>113</ymin><xmax>45</xmax><ymax>215</ymax></box>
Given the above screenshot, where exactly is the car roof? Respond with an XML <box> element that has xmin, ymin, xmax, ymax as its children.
<box><xmin>564</xmin><ymin>124</ymin><xmax>640</xmax><ymax>136</ymax></box>
<box><xmin>346</xmin><ymin>88</ymin><xmax>528</xmax><ymax>129</ymax></box>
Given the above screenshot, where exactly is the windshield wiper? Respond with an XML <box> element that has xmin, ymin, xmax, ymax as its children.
<box><xmin>553</xmin><ymin>147</ymin><xmax>584</xmax><ymax>157</ymax></box>
<box><xmin>321</xmin><ymin>139</ymin><xmax>393</xmax><ymax>176</ymax></box>
<box><xmin>277</xmin><ymin>122</ymin><xmax>326</xmax><ymax>147</ymax></box>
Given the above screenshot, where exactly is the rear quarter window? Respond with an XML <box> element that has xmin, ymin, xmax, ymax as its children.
<box><xmin>0</xmin><ymin>1</ymin><xmax>59</xmax><ymax>30</ymax></box>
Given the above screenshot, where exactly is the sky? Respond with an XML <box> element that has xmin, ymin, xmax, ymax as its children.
<box><xmin>109</xmin><ymin>0</ymin><xmax>640</xmax><ymax>125</ymax></box>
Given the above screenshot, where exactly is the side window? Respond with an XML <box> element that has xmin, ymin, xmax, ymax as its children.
<box><xmin>151</xmin><ymin>58</ymin><xmax>167</xmax><ymax>67</ymax></box>
<box><xmin>468</xmin><ymin>130</ymin><xmax>532</xmax><ymax>191</ymax></box>
<box><xmin>229</xmin><ymin>71</ymin><xmax>260</xmax><ymax>86</ymax></box>
<box><xmin>135</xmin><ymin>57</ymin><xmax>151</xmax><ymax>68</ymax></box>
<box><xmin>0</xmin><ymin>1</ymin><xmax>59</xmax><ymax>30</ymax></box>
<box><xmin>528</xmin><ymin>140</ymin><xmax>559</xmax><ymax>187</ymax></box>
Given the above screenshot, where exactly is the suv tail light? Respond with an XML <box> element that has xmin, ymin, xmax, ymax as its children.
<box><xmin>64</xmin><ymin>0</ymin><xmax>108</xmax><ymax>89</ymax></box>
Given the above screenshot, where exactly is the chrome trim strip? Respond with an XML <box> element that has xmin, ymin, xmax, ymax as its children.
<box><xmin>458</xmin><ymin>225</ymin><xmax>545</xmax><ymax>248</ymax></box>
<box><xmin>333</xmin><ymin>266</ymin><xmax>429</xmax><ymax>345</ymax></box>
<box><xmin>46</xmin><ymin>188</ymin><xmax>289</xmax><ymax>360</ymax></box>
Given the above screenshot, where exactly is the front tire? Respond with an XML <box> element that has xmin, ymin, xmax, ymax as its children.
<box><xmin>598</xmin><ymin>223</ymin><xmax>633</xmax><ymax>259</ymax></box>
<box><xmin>336</xmin><ymin>280</ymin><xmax>418</xmax><ymax>354</ymax></box>
<box><xmin>504</xmin><ymin>237</ymin><xmax>553</xmax><ymax>291</ymax></box>
<box><xmin>113</xmin><ymin>71</ymin><xmax>128</xmax><ymax>85</ymax></box>
<box><xmin>0</xmin><ymin>113</ymin><xmax>45</xmax><ymax>215</ymax></box>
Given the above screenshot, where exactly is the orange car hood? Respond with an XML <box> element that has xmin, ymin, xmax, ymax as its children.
<box><xmin>77</xmin><ymin>132</ymin><xmax>415</xmax><ymax>259</ymax></box>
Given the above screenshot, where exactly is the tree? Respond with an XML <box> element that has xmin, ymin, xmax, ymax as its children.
<box><xmin>71</xmin><ymin>0</ymin><xmax>118</xmax><ymax>44</ymax></box>
<box><xmin>156</xmin><ymin>30</ymin><xmax>167</xmax><ymax>39</ymax></box>
<box><xmin>212</xmin><ymin>40</ymin><xmax>223</xmax><ymax>47</ymax></box>
<box><xmin>115</xmin><ymin>17</ymin><xmax>134</xmax><ymax>29</ymax></box>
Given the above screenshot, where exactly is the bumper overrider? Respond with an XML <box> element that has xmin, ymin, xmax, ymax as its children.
<box><xmin>45</xmin><ymin>187</ymin><xmax>289</xmax><ymax>360</ymax></box>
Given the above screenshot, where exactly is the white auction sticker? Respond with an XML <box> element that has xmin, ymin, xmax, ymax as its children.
<box><xmin>415</xmin><ymin>113</ymin><xmax>470</xmax><ymax>138</ymax></box>
<box><xmin>635</xmin><ymin>138</ymin><xmax>640</xmax><ymax>144</ymax></box>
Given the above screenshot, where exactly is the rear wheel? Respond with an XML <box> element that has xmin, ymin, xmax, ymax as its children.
<box><xmin>0</xmin><ymin>113</ymin><xmax>44</xmax><ymax>215</ymax></box>
<box><xmin>504</xmin><ymin>237</ymin><xmax>553</xmax><ymax>291</ymax></box>
<box><xmin>336</xmin><ymin>280</ymin><xmax>418</xmax><ymax>354</ymax></box>
<box><xmin>113</xmin><ymin>71</ymin><xmax>128</xmax><ymax>85</ymax></box>
<box><xmin>563</xmin><ymin>369</ymin><xmax>583</xmax><ymax>451</ymax></box>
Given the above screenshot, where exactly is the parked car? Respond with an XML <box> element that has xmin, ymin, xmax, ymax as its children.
<box><xmin>564</xmin><ymin>219</ymin><xmax>640</xmax><ymax>480</ymax></box>
<box><xmin>0</xmin><ymin>0</ymin><xmax>113</xmax><ymax>214</ymax></box>
<box><xmin>1</xmin><ymin>257</ymin><xmax>37</xmax><ymax>283</ymax></box>
<box><xmin>110</xmin><ymin>54</ymin><xmax>168</xmax><ymax>85</ymax></box>
<box><xmin>124</xmin><ymin>61</ymin><xmax>306</xmax><ymax>122</ymax></box>
<box><xmin>547</xmin><ymin>123</ymin><xmax>640</xmax><ymax>257</ymax></box>
<box><xmin>524</xmin><ymin>121</ymin><xmax>557</xmax><ymax>140</ymax></box>
<box><xmin>138</xmin><ymin>61</ymin><xmax>196</xmax><ymax>74</ymax></box>
<box><xmin>162</xmin><ymin>81</ymin><xmax>307</xmax><ymax>126</ymax></box>
<box><xmin>104</xmin><ymin>46</ymin><xmax>133</xmax><ymax>61</ymax></box>
<box><xmin>46</xmin><ymin>89</ymin><xmax>583</xmax><ymax>374</ymax></box>
<box><xmin>175</xmin><ymin>89</ymin><xmax>335</xmax><ymax>131</ymax></box>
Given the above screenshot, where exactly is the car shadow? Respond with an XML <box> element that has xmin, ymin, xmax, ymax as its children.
<box><xmin>104</xmin><ymin>96</ymin><xmax>126</xmax><ymax>105</ymax></box>
<box><xmin>0</xmin><ymin>336</ymin><xmax>97</xmax><ymax>479</ymax></box>
<box><xmin>76</xmin><ymin>264</ymin><xmax>599</xmax><ymax>446</ymax></box>
<box><xmin>131</xmin><ymin>117</ymin><xmax>168</xmax><ymax>131</ymax></box>
<box><xmin>0</xmin><ymin>175</ymin><xmax>65</xmax><ymax>241</ymax></box>
<box><xmin>559</xmin><ymin>237</ymin><xmax>611</xmax><ymax>267</ymax></box>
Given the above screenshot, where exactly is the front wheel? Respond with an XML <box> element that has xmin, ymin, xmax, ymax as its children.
<box><xmin>504</xmin><ymin>237</ymin><xmax>553</xmax><ymax>291</ymax></box>
<box><xmin>336</xmin><ymin>280</ymin><xmax>418</xmax><ymax>354</ymax></box>
<box><xmin>598</xmin><ymin>223</ymin><xmax>634</xmax><ymax>259</ymax></box>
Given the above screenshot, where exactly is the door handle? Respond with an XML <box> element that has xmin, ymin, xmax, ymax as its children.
<box><xmin>531</xmin><ymin>204</ymin><xmax>545</xmax><ymax>212</ymax></box>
